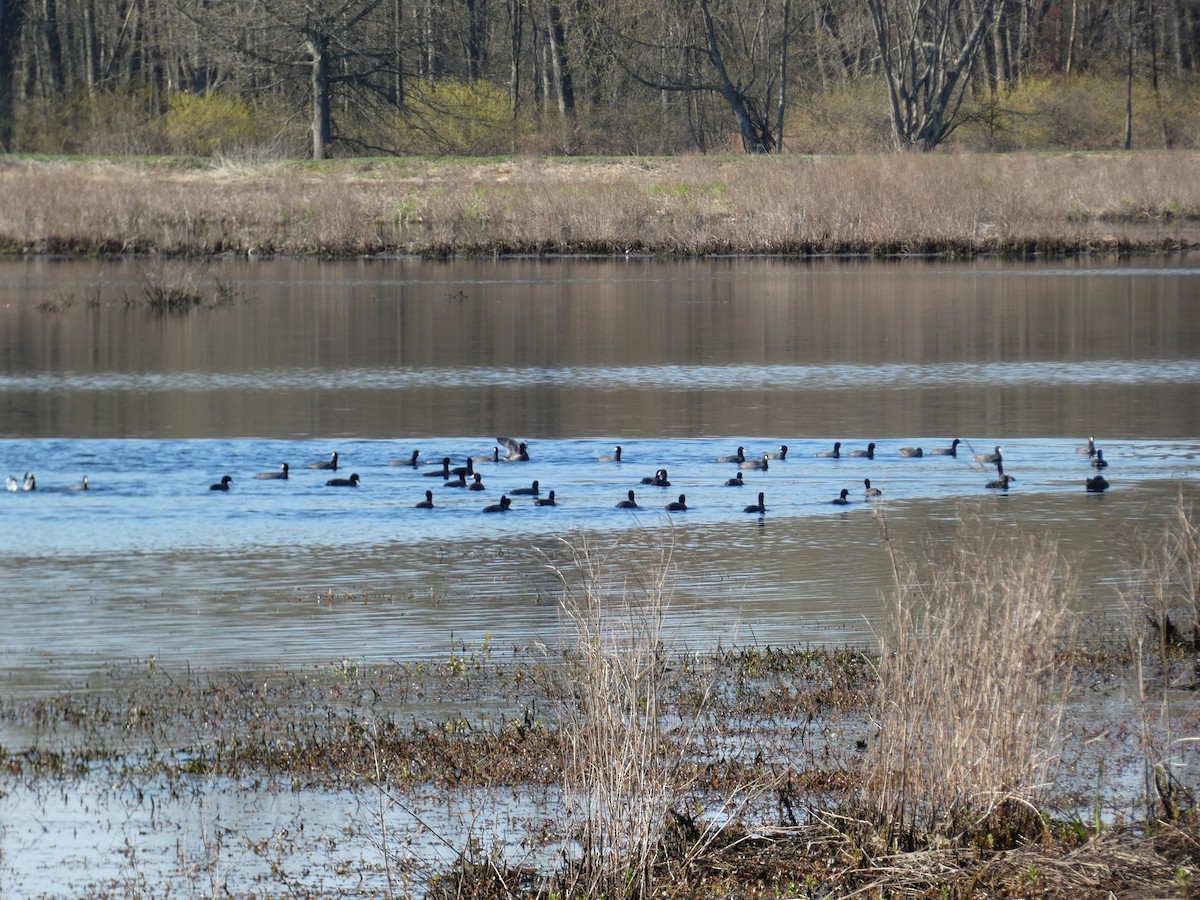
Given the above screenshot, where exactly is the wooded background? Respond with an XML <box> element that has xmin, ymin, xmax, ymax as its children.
<box><xmin>1</xmin><ymin>0</ymin><xmax>1198</xmax><ymax>158</ymax></box>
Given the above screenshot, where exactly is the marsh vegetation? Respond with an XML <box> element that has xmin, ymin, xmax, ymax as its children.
<box><xmin>1</xmin><ymin>153</ymin><xmax>1198</xmax><ymax>260</ymax></box>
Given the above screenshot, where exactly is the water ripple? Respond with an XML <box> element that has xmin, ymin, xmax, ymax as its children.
<box><xmin>4</xmin><ymin>359</ymin><xmax>1199</xmax><ymax>393</ymax></box>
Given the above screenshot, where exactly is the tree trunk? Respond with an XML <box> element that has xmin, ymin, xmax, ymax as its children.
<box><xmin>40</xmin><ymin>0</ymin><xmax>63</xmax><ymax>94</ymax></box>
<box><xmin>508</xmin><ymin>0</ymin><xmax>523</xmax><ymax>110</ymax></box>
<box><xmin>465</xmin><ymin>0</ymin><xmax>482</xmax><ymax>80</ymax></box>
<box><xmin>82</xmin><ymin>0</ymin><xmax>98</xmax><ymax>90</ymax></box>
<box><xmin>775</xmin><ymin>0</ymin><xmax>790</xmax><ymax>152</ymax></box>
<box><xmin>392</xmin><ymin>0</ymin><xmax>404</xmax><ymax>105</ymax></box>
<box><xmin>0</xmin><ymin>0</ymin><xmax>25</xmax><ymax>150</ymax></box>
<box><xmin>1125</xmin><ymin>0</ymin><xmax>1134</xmax><ymax>150</ymax></box>
<box><xmin>699</xmin><ymin>0</ymin><xmax>772</xmax><ymax>152</ymax></box>
<box><xmin>308</xmin><ymin>35</ymin><xmax>331</xmax><ymax>159</ymax></box>
<box><xmin>545</xmin><ymin>2</ymin><xmax>574</xmax><ymax>120</ymax></box>
<box><xmin>1065</xmin><ymin>0</ymin><xmax>1078</xmax><ymax>75</ymax></box>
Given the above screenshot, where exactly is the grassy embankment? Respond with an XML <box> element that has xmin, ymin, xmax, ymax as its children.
<box><xmin>1</xmin><ymin>152</ymin><xmax>1199</xmax><ymax>259</ymax></box>
<box><xmin>3</xmin><ymin>502</ymin><xmax>1199</xmax><ymax>898</ymax></box>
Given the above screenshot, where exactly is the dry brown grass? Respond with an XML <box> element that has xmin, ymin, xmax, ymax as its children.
<box><xmin>863</xmin><ymin>510</ymin><xmax>1080</xmax><ymax>850</ymax></box>
<box><xmin>0</xmin><ymin>152</ymin><xmax>1197</xmax><ymax>258</ymax></box>
<box><xmin>1122</xmin><ymin>489</ymin><xmax>1200</xmax><ymax>823</ymax></box>
<box><xmin>540</xmin><ymin>532</ymin><xmax>769</xmax><ymax>899</ymax></box>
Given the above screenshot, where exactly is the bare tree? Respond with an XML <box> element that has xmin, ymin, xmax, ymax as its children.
<box><xmin>867</xmin><ymin>0</ymin><xmax>1000</xmax><ymax>150</ymax></box>
<box><xmin>185</xmin><ymin>0</ymin><xmax>391</xmax><ymax>159</ymax></box>
<box><xmin>595</xmin><ymin>0</ymin><xmax>798</xmax><ymax>152</ymax></box>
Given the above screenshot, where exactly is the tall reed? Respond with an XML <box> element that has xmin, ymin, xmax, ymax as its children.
<box><xmin>864</xmin><ymin>511</ymin><xmax>1079</xmax><ymax>849</ymax></box>
<box><xmin>541</xmin><ymin>531</ymin><xmax>743</xmax><ymax>899</ymax></box>
<box><xmin>1122</xmin><ymin>487</ymin><xmax>1200</xmax><ymax>821</ymax></box>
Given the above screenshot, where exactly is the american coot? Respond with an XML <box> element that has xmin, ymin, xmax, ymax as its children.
<box><xmin>497</xmin><ymin>438</ymin><xmax>530</xmax><ymax>461</ymax></box>
<box><xmin>864</xmin><ymin>478</ymin><xmax>882</xmax><ymax>498</ymax></box>
<box><xmin>425</xmin><ymin>457</ymin><xmax>453</xmax><ymax>478</ymax></box>
<box><xmin>468</xmin><ymin>473</ymin><xmax>486</xmax><ymax>491</ymax></box>
<box><xmin>308</xmin><ymin>451</ymin><xmax>339</xmax><ymax>471</ymax></box>
<box><xmin>986</xmin><ymin>471</ymin><xmax>1015</xmax><ymax>490</ymax></box>
<box><xmin>1086</xmin><ymin>475</ymin><xmax>1110</xmax><ymax>493</ymax></box>
<box><xmin>209</xmin><ymin>475</ymin><xmax>233</xmax><ymax>491</ymax></box>
<box><xmin>666</xmin><ymin>494</ymin><xmax>688</xmax><ymax>511</ymax></box>
<box><xmin>255</xmin><ymin>463</ymin><xmax>289</xmax><ymax>480</ymax></box>
<box><xmin>739</xmin><ymin>454</ymin><xmax>770</xmax><ymax>471</ymax></box>
<box><xmin>483</xmin><ymin>495</ymin><xmax>512</xmax><ymax>513</ymax></box>
<box><xmin>815</xmin><ymin>442</ymin><xmax>842</xmax><ymax>459</ymax></box>
<box><xmin>974</xmin><ymin>446</ymin><xmax>1002</xmax><ymax>465</ymax></box>
<box><xmin>831</xmin><ymin>488</ymin><xmax>851</xmax><ymax>505</ymax></box>
<box><xmin>1091</xmin><ymin>450</ymin><xmax>1109</xmax><ymax>469</ymax></box>
<box><xmin>767</xmin><ymin>445</ymin><xmax>789</xmax><ymax>460</ymax></box>
<box><xmin>847</xmin><ymin>442</ymin><xmax>876</xmax><ymax>458</ymax></box>
<box><xmin>898</xmin><ymin>446</ymin><xmax>923</xmax><ymax>458</ymax></box>
<box><xmin>415</xmin><ymin>490</ymin><xmax>435</xmax><ymax>509</ymax></box>
<box><xmin>929</xmin><ymin>439</ymin><xmax>962</xmax><ymax>456</ymax></box>
<box><xmin>536</xmin><ymin>490</ymin><xmax>558</xmax><ymax>507</ymax></box>
<box><xmin>725</xmin><ymin>471</ymin><xmax>745</xmax><ymax>487</ymax></box>
<box><xmin>444</xmin><ymin>473</ymin><xmax>468</xmax><ymax>488</ymax></box>
<box><xmin>388</xmin><ymin>450</ymin><xmax>422</xmax><ymax>467</ymax></box>
<box><xmin>744</xmin><ymin>492</ymin><xmax>766</xmax><ymax>514</ymax></box>
<box><xmin>641</xmin><ymin>469</ymin><xmax>670</xmax><ymax>486</ymax></box>
<box><xmin>616</xmin><ymin>490</ymin><xmax>640</xmax><ymax>509</ymax></box>
<box><xmin>598</xmin><ymin>445</ymin><xmax>623</xmax><ymax>462</ymax></box>
<box><xmin>326</xmin><ymin>473</ymin><xmax>361</xmax><ymax>487</ymax></box>
<box><xmin>510</xmin><ymin>480</ymin><xmax>540</xmax><ymax>495</ymax></box>
<box><xmin>716</xmin><ymin>447</ymin><xmax>746</xmax><ymax>464</ymax></box>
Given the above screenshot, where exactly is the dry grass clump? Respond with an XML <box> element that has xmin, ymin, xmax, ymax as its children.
<box><xmin>0</xmin><ymin>153</ymin><xmax>1197</xmax><ymax>259</ymax></box>
<box><xmin>1135</xmin><ymin>487</ymin><xmax>1200</xmax><ymax>653</ymax></box>
<box><xmin>542</xmin><ymin>533</ymin><xmax>689</xmax><ymax>899</ymax></box>
<box><xmin>541</xmin><ymin>532</ymin><xmax>765</xmax><ymax>899</ymax></box>
<box><xmin>862</xmin><ymin>511</ymin><xmax>1080</xmax><ymax>851</ymax></box>
<box><xmin>1123</xmin><ymin>488</ymin><xmax>1200</xmax><ymax>824</ymax></box>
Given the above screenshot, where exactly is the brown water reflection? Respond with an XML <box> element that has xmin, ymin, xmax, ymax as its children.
<box><xmin>2</xmin><ymin>255</ymin><xmax>1198</xmax><ymax>440</ymax></box>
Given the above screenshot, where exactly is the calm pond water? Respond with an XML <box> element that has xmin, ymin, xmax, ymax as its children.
<box><xmin>1</xmin><ymin>255</ymin><xmax>1199</xmax><ymax>694</ymax></box>
<box><xmin>3</xmin><ymin>254</ymin><xmax>1200</xmax><ymax>896</ymax></box>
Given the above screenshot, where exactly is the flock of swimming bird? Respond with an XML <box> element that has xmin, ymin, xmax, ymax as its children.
<box><xmin>5</xmin><ymin>434</ymin><xmax>1114</xmax><ymax>510</ymax></box>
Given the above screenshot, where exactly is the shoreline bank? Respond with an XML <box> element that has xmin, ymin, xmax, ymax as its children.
<box><xmin>2</xmin><ymin>153</ymin><xmax>1198</xmax><ymax>260</ymax></box>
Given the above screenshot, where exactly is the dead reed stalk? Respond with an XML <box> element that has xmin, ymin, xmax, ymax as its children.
<box><xmin>540</xmin><ymin>531</ymin><xmax>753</xmax><ymax>899</ymax></box>
<box><xmin>541</xmin><ymin>533</ymin><xmax>676</xmax><ymax>898</ymax></box>
<box><xmin>1121</xmin><ymin>486</ymin><xmax>1200</xmax><ymax>822</ymax></box>
<box><xmin>865</xmin><ymin>510</ymin><xmax>1079</xmax><ymax>849</ymax></box>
